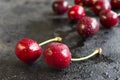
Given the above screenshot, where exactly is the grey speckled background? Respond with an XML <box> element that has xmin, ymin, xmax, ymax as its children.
<box><xmin>0</xmin><ymin>0</ymin><xmax>120</xmax><ymax>80</ymax></box>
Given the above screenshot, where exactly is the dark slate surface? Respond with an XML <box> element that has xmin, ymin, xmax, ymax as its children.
<box><xmin>0</xmin><ymin>0</ymin><xmax>120</xmax><ymax>80</ymax></box>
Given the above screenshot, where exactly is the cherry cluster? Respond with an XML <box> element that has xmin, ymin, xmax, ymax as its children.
<box><xmin>52</xmin><ymin>0</ymin><xmax>119</xmax><ymax>37</ymax></box>
<box><xmin>15</xmin><ymin>37</ymin><xmax>101</xmax><ymax>70</ymax></box>
<box><xmin>15</xmin><ymin>0</ymin><xmax>120</xmax><ymax>70</ymax></box>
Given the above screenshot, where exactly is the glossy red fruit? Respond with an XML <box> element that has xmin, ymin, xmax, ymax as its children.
<box><xmin>111</xmin><ymin>0</ymin><xmax>120</xmax><ymax>9</ymax></box>
<box><xmin>93</xmin><ymin>0</ymin><xmax>111</xmax><ymax>15</ymax></box>
<box><xmin>83</xmin><ymin>0</ymin><xmax>98</xmax><ymax>7</ymax></box>
<box><xmin>52</xmin><ymin>0</ymin><xmax>68</xmax><ymax>14</ymax></box>
<box><xmin>43</xmin><ymin>42</ymin><xmax>71</xmax><ymax>69</ymax></box>
<box><xmin>99</xmin><ymin>10</ymin><xmax>119</xmax><ymax>28</ymax></box>
<box><xmin>15</xmin><ymin>38</ymin><xmax>42</xmax><ymax>64</ymax></box>
<box><xmin>77</xmin><ymin>16</ymin><xmax>99</xmax><ymax>37</ymax></box>
<box><xmin>74</xmin><ymin>0</ymin><xmax>83</xmax><ymax>6</ymax></box>
<box><xmin>68</xmin><ymin>5</ymin><xmax>86</xmax><ymax>21</ymax></box>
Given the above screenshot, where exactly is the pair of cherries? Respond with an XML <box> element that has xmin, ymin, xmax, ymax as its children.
<box><xmin>75</xmin><ymin>0</ymin><xmax>120</xmax><ymax>9</ymax></box>
<box><xmin>74</xmin><ymin>0</ymin><xmax>120</xmax><ymax>14</ymax></box>
<box><xmin>52</xmin><ymin>0</ymin><xmax>119</xmax><ymax>37</ymax></box>
<box><xmin>15</xmin><ymin>37</ymin><xmax>102</xmax><ymax>69</ymax></box>
<box><xmin>74</xmin><ymin>0</ymin><xmax>111</xmax><ymax>15</ymax></box>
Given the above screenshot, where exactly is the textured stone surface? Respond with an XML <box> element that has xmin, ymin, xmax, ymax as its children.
<box><xmin>0</xmin><ymin>0</ymin><xmax>120</xmax><ymax>80</ymax></box>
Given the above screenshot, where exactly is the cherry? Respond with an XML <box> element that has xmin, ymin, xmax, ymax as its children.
<box><xmin>15</xmin><ymin>37</ymin><xmax>62</xmax><ymax>64</ymax></box>
<box><xmin>68</xmin><ymin>5</ymin><xmax>86</xmax><ymax>21</ymax></box>
<box><xmin>76</xmin><ymin>16</ymin><xmax>99</xmax><ymax>37</ymax></box>
<box><xmin>43</xmin><ymin>42</ymin><xmax>71</xmax><ymax>69</ymax></box>
<box><xmin>83</xmin><ymin>0</ymin><xmax>98</xmax><ymax>7</ymax></box>
<box><xmin>99</xmin><ymin>10</ymin><xmax>119</xmax><ymax>28</ymax></box>
<box><xmin>52</xmin><ymin>0</ymin><xmax>68</xmax><ymax>15</ymax></box>
<box><xmin>111</xmin><ymin>0</ymin><xmax>120</xmax><ymax>9</ymax></box>
<box><xmin>43</xmin><ymin>42</ymin><xmax>102</xmax><ymax>69</ymax></box>
<box><xmin>93</xmin><ymin>0</ymin><xmax>111</xmax><ymax>15</ymax></box>
<box><xmin>74</xmin><ymin>0</ymin><xmax>83</xmax><ymax>6</ymax></box>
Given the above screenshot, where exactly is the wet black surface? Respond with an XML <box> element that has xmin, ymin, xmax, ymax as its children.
<box><xmin>0</xmin><ymin>0</ymin><xmax>120</xmax><ymax>80</ymax></box>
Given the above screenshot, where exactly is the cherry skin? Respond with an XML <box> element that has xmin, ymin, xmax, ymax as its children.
<box><xmin>15</xmin><ymin>38</ymin><xmax>42</xmax><ymax>64</ymax></box>
<box><xmin>76</xmin><ymin>16</ymin><xmax>99</xmax><ymax>37</ymax></box>
<box><xmin>93</xmin><ymin>0</ymin><xmax>111</xmax><ymax>15</ymax></box>
<box><xmin>43</xmin><ymin>42</ymin><xmax>71</xmax><ymax>69</ymax></box>
<box><xmin>99</xmin><ymin>10</ymin><xmax>119</xmax><ymax>28</ymax></box>
<box><xmin>52</xmin><ymin>0</ymin><xmax>68</xmax><ymax>15</ymax></box>
<box><xmin>68</xmin><ymin>5</ymin><xmax>86</xmax><ymax>21</ymax></box>
<box><xmin>74</xmin><ymin>0</ymin><xmax>83</xmax><ymax>6</ymax></box>
<box><xmin>83</xmin><ymin>0</ymin><xmax>98</xmax><ymax>7</ymax></box>
<box><xmin>111</xmin><ymin>0</ymin><xmax>120</xmax><ymax>9</ymax></box>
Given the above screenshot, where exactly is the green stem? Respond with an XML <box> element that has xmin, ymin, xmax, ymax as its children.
<box><xmin>71</xmin><ymin>48</ymin><xmax>102</xmax><ymax>61</ymax></box>
<box><xmin>39</xmin><ymin>37</ymin><xmax>62</xmax><ymax>46</ymax></box>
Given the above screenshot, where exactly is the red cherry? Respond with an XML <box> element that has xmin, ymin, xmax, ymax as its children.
<box><xmin>83</xmin><ymin>0</ymin><xmax>98</xmax><ymax>7</ymax></box>
<box><xmin>74</xmin><ymin>0</ymin><xmax>83</xmax><ymax>6</ymax></box>
<box><xmin>68</xmin><ymin>5</ymin><xmax>86</xmax><ymax>21</ymax></box>
<box><xmin>15</xmin><ymin>37</ymin><xmax>62</xmax><ymax>64</ymax></box>
<box><xmin>93</xmin><ymin>0</ymin><xmax>111</xmax><ymax>15</ymax></box>
<box><xmin>52</xmin><ymin>0</ymin><xmax>68</xmax><ymax>14</ymax></box>
<box><xmin>15</xmin><ymin>38</ymin><xmax>42</xmax><ymax>64</ymax></box>
<box><xmin>44</xmin><ymin>42</ymin><xmax>102</xmax><ymax>69</ymax></box>
<box><xmin>77</xmin><ymin>16</ymin><xmax>99</xmax><ymax>37</ymax></box>
<box><xmin>99</xmin><ymin>10</ymin><xmax>119</xmax><ymax>28</ymax></box>
<box><xmin>111</xmin><ymin>0</ymin><xmax>120</xmax><ymax>9</ymax></box>
<box><xmin>43</xmin><ymin>42</ymin><xmax>71</xmax><ymax>69</ymax></box>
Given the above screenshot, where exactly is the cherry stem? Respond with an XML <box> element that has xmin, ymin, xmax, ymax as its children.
<box><xmin>117</xmin><ymin>13</ymin><xmax>120</xmax><ymax>17</ymax></box>
<box><xmin>39</xmin><ymin>37</ymin><xmax>62</xmax><ymax>46</ymax></box>
<box><xmin>71</xmin><ymin>48</ymin><xmax>102</xmax><ymax>61</ymax></box>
